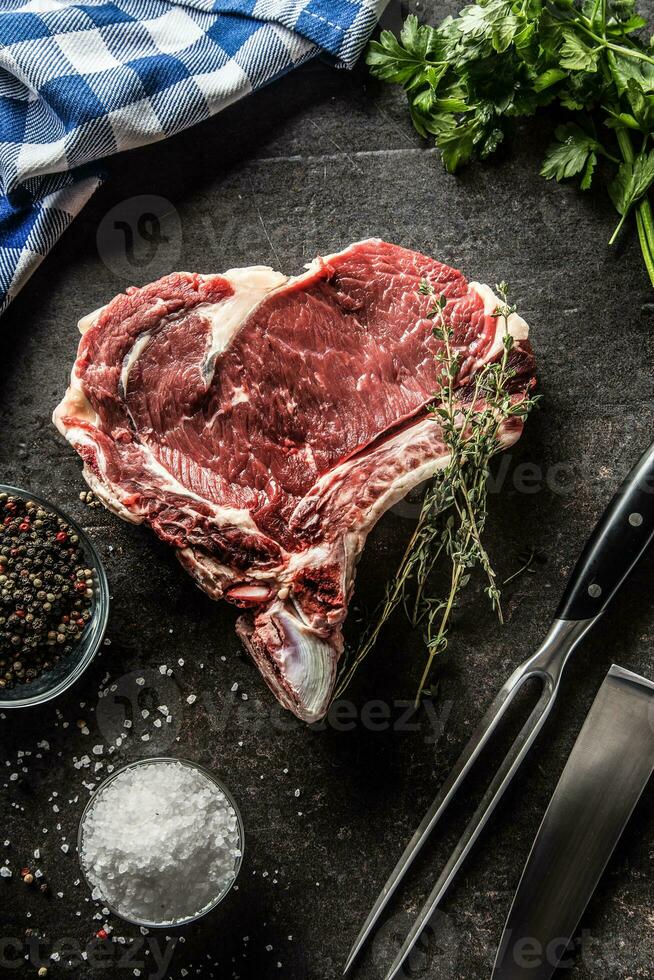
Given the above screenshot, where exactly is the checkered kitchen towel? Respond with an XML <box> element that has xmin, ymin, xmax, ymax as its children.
<box><xmin>0</xmin><ymin>0</ymin><xmax>387</xmax><ymax>313</ymax></box>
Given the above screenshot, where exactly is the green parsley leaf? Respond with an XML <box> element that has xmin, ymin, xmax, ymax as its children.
<box><xmin>625</xmin><ymin>78</ymin><xmax>654</xmax><ymax>129</ymax></box>
<box><xmin>399</xmin><ymin>13</ymin><xmax>443</xmax><ymax>61</ymax></box>
<box><xmin>559</xmin><ymin>30</ymin><xmax>600</xmax><ymax>72</ymax></box>
<box><xmin>609</xmin><ymin>149</ymin><xmax>654</xmax><ymax>214</ymax></box>
<box><xmin>608</xmin><ymin>49</ymin><xmax>654</xmax><ymax>94</ymax></box>
<box><xmin>436</xmin><ymin>103</ymin><xmax>501</xmax><ymax>171</ymax></box>
<box><xmin>541</xmin><ymin>122</ymin><xmax>601</xmax><ymax>186</ymax></box>
<box><xmin>533</xmin><ymin>68</ymin><xmax>568</xmax><ymax>92</ymax></box>
<box><xmin>366</xmin><ymin>17</ymin><xmax>444</xmax><ymax>89</ymax></box>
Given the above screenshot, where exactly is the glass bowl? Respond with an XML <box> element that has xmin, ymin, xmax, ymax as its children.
<box><xmin>0</xmin><ymin>484</ymin><xmax>109</xmax><ymax>709</ymax></box>
<box><xmin>77</xmin><ymin>757</ymin><xmax>245</xmax><ymax>928</ymax></box>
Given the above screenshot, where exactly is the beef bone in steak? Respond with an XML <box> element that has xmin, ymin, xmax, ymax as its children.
<box><xmin>53</xmin><ymin>240</ymin><xmax>536</xmax><ymax>722</ymax></box>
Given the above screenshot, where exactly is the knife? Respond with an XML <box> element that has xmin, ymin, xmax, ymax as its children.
<box><xmin>491</xmin><ymin>664</ymin><xmax>654</xmax><ymax>980</ymax></box>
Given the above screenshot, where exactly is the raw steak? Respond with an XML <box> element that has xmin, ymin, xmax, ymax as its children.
<box><xmin>54</xmin><ymin>240</ymin><xmax>535</xmax><ymax>722</ymax></box>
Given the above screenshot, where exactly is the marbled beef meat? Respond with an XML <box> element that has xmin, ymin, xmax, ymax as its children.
<box><xmin>54</xmin><ymin>240</ymin><xmax>535</xmax><ymax>722</ymax></box>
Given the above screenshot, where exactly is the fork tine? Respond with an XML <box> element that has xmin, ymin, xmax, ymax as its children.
<box><xmin>343</xmin><ymin>662</ymin><xmax>540</xmax><ymax>976</ymax></box>
<box><xmin>382</xmin><ymin>682</ymin><xmax>557</xmax><ymax>980</ymax></box>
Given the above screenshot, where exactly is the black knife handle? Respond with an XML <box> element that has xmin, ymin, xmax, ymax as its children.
<box><xmin>556</xmin><ymin>440</ymin><xmax>654</xmax><ymax>622</ymax></box>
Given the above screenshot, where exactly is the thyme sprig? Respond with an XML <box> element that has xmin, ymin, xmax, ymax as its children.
<box><xmin>335</xmin><ymin>283</ymin><xmax>537</xmax><ymax>706</ymax></box>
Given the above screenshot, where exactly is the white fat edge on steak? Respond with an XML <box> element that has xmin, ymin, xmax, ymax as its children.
<box><xmin>52</xmin><ymin>304</ymin><xmax>105</xmax><ymax>433</ymax></box>
<box><xmin>58</xmin><ymin>419</ymin><xmax>265</xmax><ymax>537</ymax></box>
<box><xmin>199</xmin><ymin>266</ymin><xmax>287</xmax><ymax>382</ymax></box>
<box><xmin>469</xmin><ymin>282</ymin><xmax>529</xmax><ymax>361</ymax></box>
<box><xmin>119</xmin><ymin>331</ymin><xmax>153</xmax><ymax>396</ymax></box>
<box><xmin>287</xmin><ymin>238</ymin><xmax>382</xmax><ymax>290</ymax></box>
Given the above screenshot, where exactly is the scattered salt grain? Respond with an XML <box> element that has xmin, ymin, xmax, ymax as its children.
<box><xmin>186</xmin><ymin>695</ymin><xmax>196</xmax><ymax>705</ymax></box>
<box><xmin>135</xmin><ymin>678</ymin><xmax>145</xmax><ymax>686</ymax></box>
<box><xmin>80</xmin><ymin>760</ymin><xmax>242</xmax><ymax>924</ymax></box>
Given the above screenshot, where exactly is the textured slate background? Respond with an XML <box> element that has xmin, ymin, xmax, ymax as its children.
<box><xmin>1</xmin><ymin>3</ymin><xmax>653</xmax><ymax>978</ymax></box>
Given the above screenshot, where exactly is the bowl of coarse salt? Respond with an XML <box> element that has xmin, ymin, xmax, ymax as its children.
<box><xmin>78</xmin><ymin>757</ymin><xmax>244</xmax><ymax>927</ymax></box>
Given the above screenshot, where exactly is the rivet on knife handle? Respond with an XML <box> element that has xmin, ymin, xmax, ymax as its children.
<box><xmin>556</xmin><ymin>439</ymin><xmax>654</xmax><ymax>622</ymax></box>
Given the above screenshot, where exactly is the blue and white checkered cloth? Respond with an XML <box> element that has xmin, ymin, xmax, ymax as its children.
<box><xmin>0</xmin><ymin>0</ymin><xmax>386</xmax><ymax>313</ymax></box>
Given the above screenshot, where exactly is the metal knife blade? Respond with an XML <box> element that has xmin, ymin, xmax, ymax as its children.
<box><xmin>491</xmin><ymin>664</ymin><xmax>654</xmax><ymax>980</ymax></box>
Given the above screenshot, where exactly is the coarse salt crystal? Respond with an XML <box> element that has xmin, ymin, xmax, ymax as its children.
<box><xmin>186</xmin><ymin>695</ymin><xmax>196</xmax><ymax>705</ymax></box>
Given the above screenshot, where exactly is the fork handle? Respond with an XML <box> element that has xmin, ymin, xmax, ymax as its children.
<box><xmin>556</xmin><ymin>439</ymin><xmax>654</xmax><ymax>622</ymax></box>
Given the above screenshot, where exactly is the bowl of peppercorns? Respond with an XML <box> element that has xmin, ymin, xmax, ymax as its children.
<box><xmin>0</xmin><ymin>486</ymin><xmax>109</xmax><ymax>708</ymax></box>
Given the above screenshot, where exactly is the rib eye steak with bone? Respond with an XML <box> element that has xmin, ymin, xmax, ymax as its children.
<box><xmin>54</xmin><ymin>239</ymin><xmax>535</xmax><ymax>722</ymax></box>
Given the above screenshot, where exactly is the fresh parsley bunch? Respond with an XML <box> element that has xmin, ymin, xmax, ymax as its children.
<box><xmin>367</xmin><ymin>0</ymin><xmax>654</xmax><ymax>286</ymax></box>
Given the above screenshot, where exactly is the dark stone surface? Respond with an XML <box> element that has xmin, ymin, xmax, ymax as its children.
<box><xmin>1</xmin><ymin>18</ymin><xmax>653</xmax><ymax>980</ymax></box>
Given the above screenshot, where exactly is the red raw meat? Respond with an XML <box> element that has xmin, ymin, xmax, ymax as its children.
<box><xmin>54</xmin><ymin>240</ymin><xmax>535</xmax><ymax>721</ymax></box>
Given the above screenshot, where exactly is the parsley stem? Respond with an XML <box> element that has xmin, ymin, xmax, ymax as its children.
<box><xmin>636</xmin><ymin>207</ymin><xmax>654</xmax><ymax>287</ymax></box>
<box><xmin>576</xmin><ymin>23</ymin><xmax>654</xmax><ymax>64</ymax></box>
<box><xmin>613</xmin><ymin>128</ymin><xmax>654</xmax><ymax>287</ymax></box>
<box><xmin>609</xmin><ymin>212</ymin><xmax>628</xmax><ymax>246</ymax></box>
